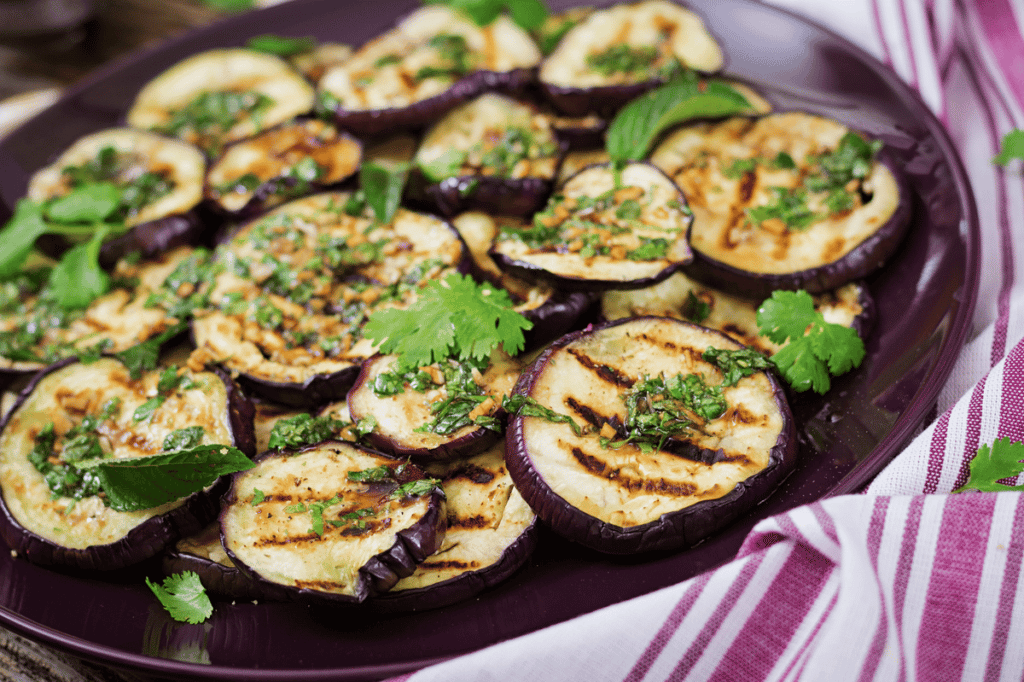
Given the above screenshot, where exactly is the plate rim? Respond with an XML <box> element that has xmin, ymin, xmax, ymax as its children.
<box><xmin>0</xmin><ymin>0</ymin><xmax>981</xmax><ymax>678</ymax></box>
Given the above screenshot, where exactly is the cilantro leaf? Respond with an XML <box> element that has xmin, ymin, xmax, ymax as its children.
<box><xmin>606</xmin><ymin>73</ymin><xmax>754</xmax><ymax>163</ymax></box>
<box><xmin>46</xmin><ymin>226</ymin><xmax>111</xmax><ymax>309</ymax></box>
<box><xmin>76</xmin><ymin>444</ymin><xmax>253</xmax><ymax>512</ymax></box>
<box><xmin>360</xmin><ymin>161</ymin><xmax>408</xmax><ymax>225</ymax></box>
<box><xmin>954</xmin><ymin>438</ymin><xmax>1024</xmax><ymax>493</ymax></box>
<box><xmin>146</xmin><ymin>572</ymin><xmax>213</xmax><ymax>624</ymax></box>
<box><xmin>0</xmin><ymin>199</ymin><xmax>50</xmax><ymax>277</ymax></box>
<box><xmin>993</xmin><ymin>129</ymin><xmax>1024</xmax><ymax>166</ymax></box>
<box><xmin>756</xmin><ymin>289</ymin><xmax>866</xmax><ymax>394</ymax></box>
<box><xmin>363</xmin><ymin>273</ymin><xmax>532</xmax><ymax>370</ymax></box>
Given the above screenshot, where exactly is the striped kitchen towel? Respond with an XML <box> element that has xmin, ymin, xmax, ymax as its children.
<box><xmin>391</xmin><ymin>0</ymin><xmax>1024</xmax><ymax>679</ymax></box>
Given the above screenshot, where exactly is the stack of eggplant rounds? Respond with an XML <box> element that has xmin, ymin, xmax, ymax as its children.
<box><xmin>0</xmin><ymin>0</ymin><xmax>911</xmax><ymax>611</ymax></box>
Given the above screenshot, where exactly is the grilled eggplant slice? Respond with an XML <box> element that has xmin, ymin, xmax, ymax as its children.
<box><xmin>650</xmin><ymin>112</ymin><xmax>911</xmax><ymax>297</ymax></box>
<box><xmin>602</xmin><ymin>274</ymin><xmax>875</xmax><ymax>355</ymax></box>
<box><xmin>408</xmin><ymin>93</ymin><xmax>564</xmax><ymax>217</ymax></box>
<box><xmin>27</xmin><ymin>128</ymin><xmax>206</xmax><ymax>267</ymax></box>
<box><xmin>288</xmin><ymin>42</ymin><xmax>353</xmax><ymax>83</ymax></box>
<box><xmin>490</xmin><ymin>161</ymin><xmax>693</xmax><ymax>291</ymax></box>
<box><xmin>205</xmin><ymin>118</ymin><xmax>361</xmax><ymax>218</ymax></box>
<box><xmin>162</xmin><ymin>521</ymin><xmax>291</xmax><ymax>602</ymax></box>
<box><xmin>0</xmin><ymin>246</ymin><xmax>200</xmax><ymax>376</ymax></box>
<box><xmin>347</xmin><ymin>348</ymin><xmax>521</xmax><ymax>461</ymax></box>
<box><xmin>317</xmin><ymin>6</ymin><xmax>541</xmax><ymax>136</ymax></box>
<box><xmin>505</xmin><ymin>316</ymin><xmax>796</xmax><ymax>554</ymax></box>
<box><xmin>127</xmin><ymin>48</ymin><xmax>316</xmax><ymax>156</ymax></box>
<box><xmin>0</xmin><ymin>357</ymin><xmax>255</xmax><ymax>569</ymax></box>
<box><xmin>539</xmin><ymin>0</ymin><xmax>724</xmax><ymax>117</ymax></box>
<box><xmin>190</xmin><ymin>192</ymin><xmax>466</xmax><ymax>407</ymax></box>
<box><xmin>453</xmin><ymin>212</ymin><xmax>594</xmax><ymax>348</ymax></box>
<box><xmin>372</xmin><ymin>442</ymin><xmax>537</xmax><ymax>611</ymax></box>
<box><xmin>221</xmin><ymin>442</ymin><xmax>446</xmax><ymax>604</ymax></box>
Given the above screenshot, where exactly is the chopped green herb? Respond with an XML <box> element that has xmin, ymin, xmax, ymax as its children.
<box><xmin>681</xmin><ymin>290</ymin><xmax>711</xmax><ymax>324</ymax></box>
<box><xmin>702</xmin><ymin>347</ymin><xmax>773</xmax><ymax>386</ymax></box>
<box><xmin>746</xmin><ymin>187</ymin><xmax>818</xmax><ymax>231</ymax></box>
<box><xmin>502</xmin><ymin>394</ymin><xmax>584</xmax><ymax>436</ymax></box>
<box><xmin>251</xmin><ymin>488</ymin><xmax>266</xmax><ymax>505</ymax></box>
<box><xmin>267</xmin><ymin>413</ymin><xmax>348</xmax><ymax>450</ymax></box>
<box><xmin>390</xmin><ymin>478</ymin><xmax>441</xmax><ymax>499</ymax></box>
<box><xmin>132</xmin><ymin>396</ymin><xmax>167</xmax><ymax>422</ymax></box>
<box><xmin>994</xmin><ymin>129</ymin><xmax>1024</xmax><ymax>166</ymax></box>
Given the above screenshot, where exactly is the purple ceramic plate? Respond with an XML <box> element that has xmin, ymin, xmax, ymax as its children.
<box><xmin>0</xmin><ymin>0</ymin><xmax>979</xmax><ymax>679</ymax></box>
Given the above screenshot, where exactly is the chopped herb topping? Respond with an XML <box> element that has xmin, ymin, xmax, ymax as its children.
<box><xmin>702</xmin><ymin>347</ymin><xmax>773</xmax><ymax>386</ymax></box>
<box><xmin>154</xmin><ymin>90</ymin><xmax>274</xmax><ymax>155</ymax></box>
<box><xmin>502</xmin><ymin>394</ymin><xmax>584</xmax><ymax>436</ymax></box>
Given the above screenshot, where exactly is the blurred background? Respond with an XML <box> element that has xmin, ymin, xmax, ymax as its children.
<box><xmin>0</xmin><ymin>0</ymin><xmax>255</xmax><ymax>101</ymax></box>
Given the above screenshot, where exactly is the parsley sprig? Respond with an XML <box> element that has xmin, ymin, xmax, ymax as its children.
<box><xmin>954</xmin><ymin>438</ymin><xmax>1024</xmax><ymax>493</ymax></box>
<box><xmin>146</xmin><ymin>572</ymin><xmax>213</xmax><ymax>624</ymax></box>
<box><xmin>756</xmin><ymin>290</ymin><xmax>865</xmax><ymax>394</ymax></box>
<box><xmin>363</xmin><ymin>273</ymin><xmax>532</xmax><ymax>371</ymax></box>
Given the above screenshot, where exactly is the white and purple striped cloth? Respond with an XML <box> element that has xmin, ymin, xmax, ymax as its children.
<box><xmin>390</xmin><ymin>1</ymin><xmax>1024</xmax><ymax>680</ymax></box>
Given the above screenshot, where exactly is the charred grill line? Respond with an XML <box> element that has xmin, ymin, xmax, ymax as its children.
<box><xmin>570</xmin><ymin>446</ymin><xmax>608</xmax><ymax>476</ymax></box>
<box><xmin>566</xmin><ymin>348</ymin><xmax>634</xmax><ymax>387</ymax></box>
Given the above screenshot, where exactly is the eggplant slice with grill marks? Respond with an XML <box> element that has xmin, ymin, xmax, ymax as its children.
<box><xmin>407</xmin><ymin>93</ymin><xmax>566</xmax><ymax>218</ymax></box>
<box><xmin>220</xmin><ymin>442</ymin><xmax>446</xmax><ymax>604</ymax></box>
<box><xmin>601</xmin><ymin>273</ymin><xmax>875</xmax><ymax>355</ymax></box>
<box><xmin>490</xmin><ymin>161</ymin><xmax>694</xmax><ymax>291</ymax></box>
<box><xmin>371</xmin><ymin>441</ymin><xmax>538</xmax><ymax>612</ymax></box>
<box><xmin>0</xmin><ymin>246</ymin><xmax>202</xmax><ymax>378</ymax></box>
<box><xmin>317</xmin><ymin>6</ymin><xmax>541</xmax><ymax>136</ymax></box>
<box><xmin>127</xmin><ymin>48</ymin><xmax>316</xmax><ymax>157</ymax></box>
<box><xmin>27</xmin><ymin>128</ymin><xmax>207</xmax><ymax>267</ymax></box>
<box><xmin>205</xmin><ymin>118</ymin><xmax>362</xmax><ymax>219</ymax></box>
<box><xmin>650</xmin><ymin>112</ymin><xmax>912</xmax><ymax>298</ymax></box>
<box><xmin>505</xmin><ymin>316</ymin><xmax>796</xmax><ymax>554</ymax></box>
<box><xmin>0</xmin><ymin>357</ymin><xmax>255</xmax><ymax>570</ymax></box>
<box><xmin>347</xmin><ymin>348</ymin><xmax>522</xmax><ymax>461</ymax></box>
<box><xmin>452</xmin><ymin>211</ymin><xmax>595</xmax><ymax>349</ymax></box>
<box><xmin>189</xmin><ymin>192</ymin><xmax>467</xmax><ymax>407</ymax></box>
<box><xmin>539</xmin><ymin>0</ymin><xmax>724</xmax><ymax>117</ymax></box>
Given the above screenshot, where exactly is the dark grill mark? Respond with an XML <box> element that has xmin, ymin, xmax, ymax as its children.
<box><xmin>443</xmin><ymin>464</ymin><xmax>496</xmax><ymax>485</ymax></box>
<box><xmin>570</xmin><ymin>447</ymin><xmax>607</xmax><ymax>476</ymax></box>
<box><xmin>452</xmin><ymin>514</ymin><xmax>491</xmax><ymax>529</ymax></box>
<box><xmin>567</xmin><ymin>348</ymin><xmax>633</xmax><ymax>387</ymax></box>
<box><xmin>564</xmin><ymin>396</ymin><xmax>610</xmax><ymax>429</ymax></box>
<box><xmin>421</xmin><ymin>559</ymin><xmax>480</xmax><ymax>570</ymax></box>
<box><xmin>739</xmin><ymin>169</ymin><xmax>757</xmax><ymax>202</ymax></box>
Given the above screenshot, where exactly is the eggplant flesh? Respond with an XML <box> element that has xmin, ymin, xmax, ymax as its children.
<box><xmin>318</xmin><ymin>6</ymin><xmax>540</xmax><ymax>117</ymax></box>
<box><xmin>490</xmin><ymin>162</ymin><xmax>693</xmax><ymax>290</ymax></box>
<box><xmin>375</xmin><ymin>442</ymin><xmax>537</xmax><ymax>609</ymax></box>
<box><xmin>205</xmin><ymin>119</ymin><xmax>362</xmax><ymax>217</ymax></box>
<box><xmin>0</xmin><ymin>247</ymin><xmax>199</xmax><ymax>374</ymax></box>
<box><xmin>505</xmin><ymin>316</ymin><xmax>795</xmax><ymax>553</ymax></box>
<box><xmin>127</xmin><ymin>48</ymin><xmax>316</xmax><ymax>155</ymax></box>
<box><xmin>410</xmin><ymin>93</ymin><xmax>563</xmax><ymax>217</ymax></box>
<box><xmin>601</xmin><ymin>273</ymin><xmax>873</xmax><ymax>355</ymax></box>
<box><xmin>0</xmin><ymin>357</ymin><xmax>246</xmax><ymax>568</ymax></box>
<box><xmin>221</xmin><ymin>442</ymin><xmax>446</xmax><ymax>603</ymax></box>
<box><xmin>190</xmin><ymin>193</ymin><xmax>466</xmax><ymax>405</ymax></box>
<box><xmin>539</xmin><ymin>0</ymin><xmax>723</xmax><ymax>116</ymax></box>
<box><xmin>347</xmin><ymin>349</ymin><xmax>521</xmax><ymax>461</ymax></box>
<box><xmin>28</xmin><ymin>128</ymin><xmax>206</xmax><ymax>230</ymax></box>
<box><xmin>649</xmin><ymin>113</ymin><xmax>909</xmax><ymax>296</ymax></box>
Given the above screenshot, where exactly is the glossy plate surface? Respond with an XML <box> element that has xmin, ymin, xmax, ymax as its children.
<box><xmin>0</xmin><ymin>0</ymin><xmax>979</xmax><ymax>679</ymax></box>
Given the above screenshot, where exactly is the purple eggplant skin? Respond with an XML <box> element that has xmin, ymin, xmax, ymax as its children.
<box><xmin>543</xmin><ymin>80</ymin><xmax>656</xmax><ymax>119</ymax></box>
<box><xmin>504</xmin><ymin>319</ymin><xmax>797</xmax><ymax>555</ymax></box>
<box><xmin>369</xmin><ymin>513</ymin><xmax>537</xmax><ymax>614</ymax></box>
<box><xmin>0</xmin><ymin>357</ymin><xmax>255</xmax><ymax>571</ymax></box>
<box><xmin>405</xmin><ymin>171</ymin><xmax>557</xmax><ymax>219</ymax></box>
<box><xmin>232</xmin><ymin>365</ymin><xmax>361</xmax><ymax>411</ymax></box>
<box><xmin>221</xmin><ymin>443</ymin><xmax>447</xmax><ymax>605</ymax></box>
<box><xmin>161</xmin><ymin>523</ymin><xmax>291</xmax><ymax>603</ymax></box>
<box><xmin>323</xmin><ymin>68</ymin><xmax>537</xmax><ymax>138</ymax></box>
<box><xmin>521</xmin><ymin>289</ymin><xmax>597</xmax><ymax>351</ymax></box>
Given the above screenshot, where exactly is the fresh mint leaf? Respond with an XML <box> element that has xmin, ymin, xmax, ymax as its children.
<box><xmin>363</xmin><ymin>273</ymin><xmax>532</xmax><ymax>370</ymax></box>
<box><xmin>45</xmin><ymin>182</ymin><xmax>121</xmax><ymax>224</ymax></box>
<box><xmin>606</xmin><ymin>73</ymin><xmax>754</xmax><ymax>163</ymax></box>
<box><xmin>994</xmin><ymin>129</ymin><xmax>1024</xmax><ymax>167</ymax></box>
<box><xmin>0</xmin><ymin>199</ymin><xmax>49</xmax><ymax>277</ymax></box>
<box><xmin>954</xmin><ymin>438</ymin><xmax>1024</xmax><ymax>493</ymax></box>
<box><xmin>360</xmin><ymin>161</ymin><xmax>408</xmax><ymax>225</ymax></box>
<box><xmin>146</xmin><ymin>572</ymin><xmax>213</xmax><ymax>624</ymax></box>
<box><xmin>506</xmin><ymin>0</ymin><xmax>548</xmax><ymax>30</ymax></box>
<box><xmin>46</xmin><ymin>227</ymin><xmax>111</xmax><ymax>309</ymax></box>
<box><xmin>113</xmin><ymin>321</ymin><xmax>189</xmax><ymax>379</ymax></box>
<box><xmin>246</xmin><ymin>34</ymin><xmax>316</xmax><ymax>56</ymax></box>
<box><xmin>132</xmin><ymin>396</ymin><xmax>166</xmax><ymax>422</ymax></box>
<box><xmin>77</xmin><ymin>444</ymin><xmax>253</xmax><ymax>512</ymax></box>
